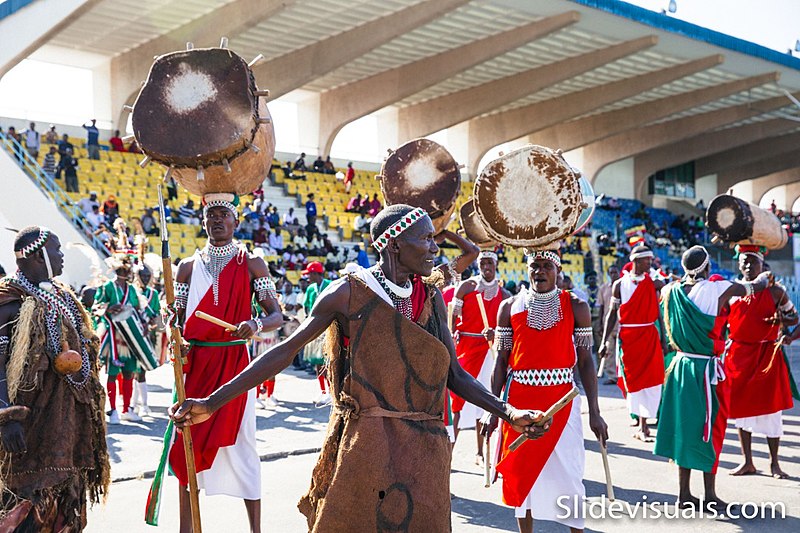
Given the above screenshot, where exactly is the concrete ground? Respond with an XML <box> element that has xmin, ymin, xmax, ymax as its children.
<box><xmin>87</xmin><ymin>351</ymin><xmax>800</xmax><ymax>532</ymax></box>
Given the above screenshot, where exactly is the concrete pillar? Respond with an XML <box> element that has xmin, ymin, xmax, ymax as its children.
<box><xmin>580</xmin><ymin>90</ymin><xmax>787</xmax><ymax>183</ymax></box>
<box><xmin>398</xmin><ymin>35</ymin><xmax>658</xmax><ymax>143</ymax></box>
<box><xmin>316</xmin><ymin>11</ymin><xmax>580</xmax><ymax>156</ymax></box>
<box><xmin>296</xmin><ymin>93</ymin><xmax>321</xmax><ymax>156</ymax></box>
<box><xmin>784</xmin><ymin>181</ymin><xmax>800</xmax><ymax>213</ymax></box>
<box><xmin>0</xmin><ymin>0</ymin><xmax>102</xmax><ymax>80</ymax></box>
<box><xmin>465</xmin><ymin>55</ymin><xmax>723</xmax><ymax>174</ymax></box>
<box><xmin>111</xmin><ymin>0</ymin><xmax>295</xmax><ymax>128</ymax></box>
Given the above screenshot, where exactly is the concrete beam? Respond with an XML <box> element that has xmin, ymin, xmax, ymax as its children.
<box><xmin>530</xmin><ymin>71</ymin><xmax>775</xmax><ymax>153</ymax></box>
<box><xmin>316</xmin><ymin>11</ymin><xmax>580</xmax><ymax>156</ymax></box>
<box><xmin>465</xmin><ymin>54</ymin><xmax>723</xmax><ymax>174</ymax></box>
<box><xmin>0</xmin><ymin>0</ymin><xmax>103</xmax><ymax>80</ymax></box>
<box><xmin>111</xmin><ymin>0</ymin><xmax>295</xmax><ymax>128</ymax></box>
<box><xmin>398</xmin><ymin>35</ymin><xmax>658</xmax><ymax>142</ymax></box>
<box><xmin>253</xmin><ymin>0</ymin><xmax>469</xmax><ymax>101</ymax></box>
<box><xmin>633</xmin><ymin>120</ymin><xmax>800</xmax><ymax>198</ymax></box>
<box><xmin>580</xmin><ymin>87</ymin><xmax>786</xmax><ymax>183</ymax></box>
<box><xmin>717</xmin><ymin>151</ymin><xmax>800</xmax><ymax>195</ymax></box>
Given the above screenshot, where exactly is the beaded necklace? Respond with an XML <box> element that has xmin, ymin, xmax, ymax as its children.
<box><xmin>369</xmin><ymin>265</ymin><xmax>413</xmax><ymax>320</ymax></box>
<box><xmin>14</xmin><ymin>271</ymin><xmax>90</xmax><ymax>387</ymax></box>
<box><xmin>476</xmin><ymin>276</ymin><xmax>499</xmax><ymax>300</ymax></box>
<box><xmin>526</xmin><ymin>287</ymin><xmax>563</xmax><ymax>330</ymax></box>
<box><xmin>200</xmin><ymin>241</ymin><xmax>240</xmax><ymax>305</ymax></box>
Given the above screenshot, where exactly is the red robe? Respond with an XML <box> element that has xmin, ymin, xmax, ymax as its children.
<box><xmin>496</xmin><ymin>291</ymin><xmax>575</xmax><ymax>507</ymax></box>
<box><xmin>169</xmin><ymin>255</ymin><xmax>252</xmax><ymax>485</ymax></box>
<box><xmin>721</xmin><ymin>290</ymin><xmax>794</xmax><ymax>419</ymax></box>
<box><xmin>618</xmin><ymin>275</ymin><xmax>664</xmax><ymax>394</ymax></box>
<box><xmin>450</xmin><ymin>289</ymin><xmax>502</xmax><ymax>412</ymax></box>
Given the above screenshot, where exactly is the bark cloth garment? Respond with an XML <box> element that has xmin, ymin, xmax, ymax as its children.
<box><xmin>655</xmin><ymin>280</ymin><xmax>730</xmax><ymax>474</ymax></box>
<box><xmin>617</xmin><ymin>273</ymin><xmax>664</xmax><ymax>417</ymax></box>
<box><xmin>495</xmin><ymin>290</ymin><xmax>584</xmax><ymax>529</ymax></box>
<box><xmin>451</xmin><ymin>288</ymin><xmax>502</xmax><ymax>418</ymax></box>
<box><xmin>0</xmin><ymin>279</ymin><xmax>109</xmax><ymax>532</ymax></box>
<box><xmin>298</xmin><ymin>275</ymin><xmax>453</xmax><ymax>532</ymax></box>
<box><xmin>719</xmin><ymin>290</ymin><xmax>794</xmax><ymax>431</ymax></box>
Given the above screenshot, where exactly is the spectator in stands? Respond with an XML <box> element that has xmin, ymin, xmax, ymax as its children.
<box><xmin>128</xmin><ymin>139</ymin><xmax>142</xmax><ymax>153</ymax></box>
<box><xmin>345</xmin><ymin>193</ymin><xmax>363</xmax><ymax>213</ymax></box>
<box><xmin>102</xmin><ymin>194</ymin><xmax>119</xmax><ymax>225</ymax></box>
<box><xmin>353</xmin><ymin>245</ymin><xmax>370</xmax><ymax>268</ymax></box>
<box><xmin>368</xmin><ymin>193</ymin><xmax>382</xmax><ymax>217</ymax></box>
<box><xmin>109</xmin><ymin>129</ymin><xmax>125</xmax><ymax>152</ymax></box>
<box><xmin>305</xmin><ymin>193</ymin><xmax>318</xmax><ymax>229</ymax></box>
<box><xmin>6</xmin><ymin>126</ymin><xmax>22</xmax><ymax>163</ymax></box>
<box><xmin>253</xmin><ymin>222</ymin><xmax>268</xmax><ymax>248</ymax></box>
<box><xmin>166</xmin><ymin>175</ymin><xmax>178</xmax><ymax>201</ymax></box>
<box><xmin>45</xmin><ymin>124</ymin><xmax>58</xmax><ymax>144</ymax></box>
<box><xmin>770</xmin><ymin>199</ymin><xmax>777</xmax><ymax>213</ymax></box>
<box><xmin>179</xmin><ymin>199</ymin><xmax>200</xmax><ymax>225</ymax></box>
<box><xmin>313</xmin><ymin>156</ymin><xmax>325</xmax><ymax>172</ymax></box>
<box><xmin>294</xmin><ymin>152</ymin><xmax>307</xmax><ymax>171</ymax></box>
<box><xmin>283</xmin><ymin>207</ymin><xmax>299</xmax><ymax>226</ymax></box>
<box><xmin>235</xmin><ymin>216</ymin><xmax>257</xmax><ymax>240</ymax></box>
<box><xmin>57</xmin><ymin>133</ymin><xmax>73</xmax><ymax>160</ymax></box>
<box><xmin>86</xmin><ymin>205</ymin><xmax>104</xmax><ymax>230</ymax></box>
<box><xmin>267</xmin><ymin>206</ymin><xmax>280</xmax><ymax>228</ymax></box>
<box><xmin>293</xmin><ymin>228</ymin><xmax>309</xmax><ymax>253</ymax></box>
<box><xmin>22</xmin><ymin>122</ymin><xmax>40</xmax><ymax>159</ymax></box>
<box><xmin>59</xmin><ymin>148</ymin><xmax>80</xmax><ymax>192</ymax></box>
<box><xmin>83</xmin><ymin>119</ymin><xmax>100</xmax><ymax>160</ymax></box>
<box><xmin>78</xmin><ymin>192</ymin><xmax>99</xmax><ymax>214</ymax></box>
<box><xmin>353</xmin><ymin>208</ymin><xmax>372</xmax><ymax>236</ymax></box>
<box><xmin>141</xmin><ymin>208</ymin><xmax>157</xmax><ymax>235</ymax></box>
<box><xmin>282</xmin><ymin>245</ymin><xmax>304</xmax><ymax>270</ymax></box>
<box><xmin>308</xmin><ymin>231</ymin><xmax>324</xmax><ymax>256</ymax></box>
<box><xmin>344</xmin><ymin>161</ymin><xmax>355</xmax><ymax>193</ymax></box>
<box><xmin>269</xmin><ymin>227</ymin><xmax>284</xmax><ymax>254</ymax></box>
<box><xmin>42</xmin><ymin>146</ymin><xmax>57</xmax><ymax>180</ymax></box>
<box><xmin>282</xmin><ymin>160</ymin><xmax>305</xmax><ymax>181</ymax></box>
<box><xmin>323</xmin><ymin>155</ymin><xmax>335</xmax><ymax>174</ymax></box>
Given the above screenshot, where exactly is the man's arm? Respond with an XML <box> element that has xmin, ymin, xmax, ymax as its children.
<box><xmin>449</xmin><ymin>280</ymin><xmax>475</xmax><ymax>332</ymax></box>
<box><xmin>0</xmin><ymin>301</ymin><xmax>26</xmax><ymax>453</ymax></box>
<box><xmin>572</xmin><ymin>295</ymin><xmax>608</xmax><ymax>445</ymax></box>
<box><xmin>434</xmin><ymin>230</ymin><xmax>480</xmax><ymax>284</ymax></box>
<box><xmin>717</xmin><ymin>271</ymin><xmax>773</xmax><ymax>316</ymax></box>
<box><xmin>231</xmin><ymin>256</ymin><xmax>284</xmax><ymax>339</ymax></box>
<box><xmin>598</xmin><ymin>280</ymin><xmax>621</xmax><ymax>358</ymax></box>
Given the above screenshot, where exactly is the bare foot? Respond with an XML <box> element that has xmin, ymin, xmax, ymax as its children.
<box><xmin>633</xmin><ymin>430</ymin><xmax>654</xmax><ymax>443</ymax></box>
<box><xmin>729</xmin><ymin>462</ymin><xmax>756</xmax><ymax>476</ymax></box>
<box><xmin>704</xmin><ymin>497</ymin><xmax>729</xmax><ymax>513</ymax></box>
<box><xmin>677</xmin><ymin>495</ymin><xmax>700</xmax><ymax>509</ymax></box>
<box><xmin>770</xmin><ymin>464</ymin><xmax>790</xmax><ymax>479</ymax></box>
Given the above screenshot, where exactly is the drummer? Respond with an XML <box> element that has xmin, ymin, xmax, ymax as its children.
<box><xmin>131</xmin><ymin>264</ymin><xmax>161</xmax><ymax>417</ymax></box>
<box><xmin>94</xmin><ymin>252</ymin><xmax>147</xmax><ymax>424</ymax></box>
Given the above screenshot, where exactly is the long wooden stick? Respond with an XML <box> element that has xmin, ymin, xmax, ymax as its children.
<box><xmin>484</xmin><ymin>434</ymin><xmax>491</xmax><ymax>488</ymax></box>
<box><xmin>195</xmin><ymin>310</ymin><xmax>237</xmax><ymax>331</ymax></box>
<box><xmin>508</xmin><ymin>387</ymin><xmax>579</xmax><ymax>452</ymax></box>
<box><xmin>474</xmin><ymin>293</ymin><xmax>496</xmax><ymax>359</ymax></box>
<box><xmin>158</xmin><ymin>186</ymin><xmax>202</xmax><ymax>532</ymax></box>
<box><xmin>600</xmin><ymin>442</ymin><xmax>615</xmax><ymax>501</ymax></box>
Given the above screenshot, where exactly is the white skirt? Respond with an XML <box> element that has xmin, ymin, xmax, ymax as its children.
<box><xmin>458</xmin><ymin>349</ymin><xmax>494</xmax><ymax>428</ymax></box>
<box><xmin>626</xmin><ymin>384</ymin><xmax>661</xmax><ymax>418</ymax></box>
<box><xmin>735</xmin><ymin>411</ymin><xmax>783</xmax><ymax>438</ymax></box>
<box><xmin>514</xmin><ymin>395</ymin><xmax>585</xmax><ymax>530</ymax></box>
<box><xmin>196</xmin><ymin>389</ymin><xmax>261</xmax><ymax>499</ymax></box>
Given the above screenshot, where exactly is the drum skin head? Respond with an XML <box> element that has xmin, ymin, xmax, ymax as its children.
<box><xmin>380</xmin><ymin>139</ymin><xmax>461</xmax><ymax>235</ymax></box>
<box><xmin>474</xmin><ymin>145</ymin><xmax>583</xmax><ymax>247</ymax></box>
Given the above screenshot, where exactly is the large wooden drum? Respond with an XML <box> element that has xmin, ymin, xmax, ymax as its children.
<box><xmin>706</xmin><ymin>194</ymin><xmax>788</xmax><ymax>249</ymax></box>
<box><xmin>379</xmin><ymin>139</ymin><xmax>461</xmax><ymax>235</ymax></box>
<box><xmin>131</xmin><ymin>47</ymin><xmax>275</xmax><ymax>196</ymax></box>
<box><xmin>459</xmin><ymin>199</ymin><xmax>498</xmax><ymax>249</ymax></box>
<box><xmin>473</xmin><ymin>145</ymin><xmax>586</xmax><ymax>248</ymax></box>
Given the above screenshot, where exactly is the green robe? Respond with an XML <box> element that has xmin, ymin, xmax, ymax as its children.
<box><xmin>654</xmin><ymin>282</ymin><xmax>720</xmax><ymax>472</ymax></box>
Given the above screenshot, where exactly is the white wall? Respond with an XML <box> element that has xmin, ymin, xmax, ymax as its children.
<box><xmin>592</xmin><ymin>157</ymin><xmax>635</xmax><ymax>199</ymax></box>
<box><xmin>694</xmin><ymin>173</ymin><xmax>718</xmax><ymax>205</ymax></box>
<box><xmin>0</xmin><ymin>149</ymin><xmax>103</xmax><ymax>287</ymax></box>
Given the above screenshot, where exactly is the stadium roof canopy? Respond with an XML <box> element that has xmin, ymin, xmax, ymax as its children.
<box><xmin>4</xmin><ymin>0</ymin><xmax>800</xmax><ymax>201</ymax></box>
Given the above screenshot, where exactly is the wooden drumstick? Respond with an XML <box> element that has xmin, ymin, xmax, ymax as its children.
<box><xmin>600</xmin><ymin>441</ymin><xmax>615</xmax><ymax>501</ymax></box>
<box><xmin>484</xmin><ymin>433</ymin><xmax>491</xmax><ymax>488</ymax></box>
<box><xmin>509</xmin><ymin>387</ymin><xmax>579</xmax><ymax>452</ymax></box>
<box><xmin>596</xmin><ymin>356</ymin><xmax>607</xmax><ymax>379</ymax></box>
<box><xmin>474</xmin><ymin>293</ymin><xmax>496</xmax><ymax>358</ymax></box>
<box><xmin>195</xmin><ymin>311</ymin><xmax>237</xmax><ymax>331</ymax></box>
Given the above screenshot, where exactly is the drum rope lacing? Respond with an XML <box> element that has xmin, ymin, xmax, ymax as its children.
<box><xmin>526</xmin><ymin>288</ymin><xmax>563</xmax><ymax>331</ymax></box>
<box><xmin>369</xmin><ymin>265</ymin><xmax>413</xmax><ymax>320</ymax></box>
<box><xmin>14</xmin><ymin>271</ymin><xmax>90</xmax><ymax>387</ymax></box>
<box><xmin>200</xmin><ymin>241</ymin><xmax>240</xmax><ymax>305</ymax></box>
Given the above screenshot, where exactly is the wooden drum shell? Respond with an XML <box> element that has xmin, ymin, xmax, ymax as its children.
<box><xmin>706</xmin><ymin>194</ymin><xmax>788</xmax><ymax>250</ymax></box>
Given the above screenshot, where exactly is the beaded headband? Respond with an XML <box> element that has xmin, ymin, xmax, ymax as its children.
<box><xmin>526</xmin><ymin>250</ymin><xmax>561</xmax><ymax>268</ymax></box>
<box><xmin>372</xmin><ymin>207</ymin><xmax>427</xmax><ymax>252</ymax></box>
<box><xmin>630</xmin><ymin>249</ymin><xmax>654</xmax><ymax>261</ymax></box>
<box><xmin>478</xmin><ymin>251</ymin><xmax>498</xmax><ymax>263</ymax></box>
<box><xmin>682</xmin><ymin>249</ymin><xmax>709</xmax><ymax>276</ymax></box>
<box><xmin>14</xmin><ymin>228</ymin><xmax>50</xmax><ymax>259</ymax></box>
<box><xmin>203</xmin><ymin>193</ymin><xmax>239</xmax><ymax>218</ymax></box>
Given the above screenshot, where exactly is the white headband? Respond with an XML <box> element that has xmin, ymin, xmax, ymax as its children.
<box><xmin>682</xmin><ymin>252</ymin><xmax>709</xmax><ymax>277</ymax></box>
<box><xmin>478</xmin><ymin>251</ymin><xmax>498</xmax><ymax>263</ymax></box>
<box><xmin>630</xmin><ymin>250</ymin><xmax>654</xmax><ymax>261</ymax></box>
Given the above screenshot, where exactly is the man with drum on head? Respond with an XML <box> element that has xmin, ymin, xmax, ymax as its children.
<box><xmin>484</xmin><ymin>244</ymin><xmax>608</xmax><ymax>533</ymax></box>
<box><xmin>0</xmin><ymin>227</ymin><xmax>109</xmax><ymax>531</ymax></box>
<box><xmin>655</xmin><ymin>245</ymin><xmax>773</xmax><ymax>508</ymax></box>
<box><xmin>599</xmin><ymin>243</ymin><xmax>667</xmax><ymax>441</ymax></box>
<box><xmin>170</xmin><ymin>204</ymin><xmax>549</xmax><ymax>532</ymax></box>
<box><xmin>449</xmin><ymin>249</ymin><xmax>510</xmax><ymax>463</ymax></box>
<box><xmin>719</xmin><ymin>245</ymin><xmax>797</xmax><ymax>479</ymax></box>
<box><xmin>159</xmin><ymin>192</ymin><xmax>282</xmax><ymax>533</ymax></box>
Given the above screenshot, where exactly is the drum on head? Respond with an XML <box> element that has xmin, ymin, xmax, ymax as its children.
<box><xmin>131</xmin><ymin>47</ymin><xmax>276</xmax><ymax>196</ymax></box>
<box><xmin>459</xmin><ymin>199</ymin><xmax>498</xmax><ymax>249</ymax></box>
<box><xmin>473</xmin><ymin>145</ymin><xmax>587</xmax><ymax>248</ymax></box>
<box><xmin>110</xmin><ymin>307</ymin><xmax>159</xmax><ymax>371</ymax></box>
<box><xmin>379</xmin><ymin>139</ymin><xmax>461</xmax><ymax>235</ymax></box>
<box><xmin>706</xmin><ymin>194</ymin><xmax>788</xmax><ymax>250</ymax></box>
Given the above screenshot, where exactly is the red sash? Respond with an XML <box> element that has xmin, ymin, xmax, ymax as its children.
<box><xmin>721</xmin><ymin>291</ymin><xmax>793</xmax><ymax>418</ymax></box>
<box><xmin>169</xmin><ymin>253</ymin><xmax>253</xmax><ymax>485</ymax></box>
<box><xmin>618</xmin><ymin>276</ymin><xmax>664</xmax><ymax>393</ymax></box>
<box><xmin>496</xmin><ymin>291</ymin><xmax>575</xmax><ymax>507</ymax></box>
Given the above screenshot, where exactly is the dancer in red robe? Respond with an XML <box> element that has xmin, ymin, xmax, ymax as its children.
<box><xmin>449</xmin><ymin>250</ymin><xmax>510</xmax><ymax>461</ymax></box>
